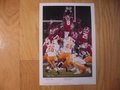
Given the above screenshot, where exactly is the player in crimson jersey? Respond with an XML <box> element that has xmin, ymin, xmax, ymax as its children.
<box><xmin>78</xmin><ymin>26</ymin><xmax>92</xmax><ymax>45</ymax></box>
<box><xmin>71</xmin><ymin>31</ymin><xmax>78</xmax><ymax>40</ymax></box>
<box><xmin>63</xmin><ymin>7</ymin><xmax>74</xmax><ymax>38</ymax></box>
<box><xmin>79</xmin><ymin>42</ymin><xmax>92</xmax><ymax>57</ymax></box>
<box><xmin>53</xmin><ymin>23</ymin><xmax>64</xmax><ymax>48</ymax></box>
<box><xmin>53</xmin><ymin>23</ymin><xmax>64</xmax><ymax>39</ymax></box>
<box><xmin>48</xmin><ymin>20</ymin><xmax>54</xmax><ymax>35</ymax></box>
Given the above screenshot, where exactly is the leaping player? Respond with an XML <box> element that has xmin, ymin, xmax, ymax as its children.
<box><xmin>63</xmin><ymin>7</ymin><xmax>74</xmax><ymax>38</ymax></box>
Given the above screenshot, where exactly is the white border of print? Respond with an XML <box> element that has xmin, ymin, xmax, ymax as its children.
<box><xmin>39</xmin><ymin>3</ymin><xmax>96</xmax><ymax>85</ymax></box>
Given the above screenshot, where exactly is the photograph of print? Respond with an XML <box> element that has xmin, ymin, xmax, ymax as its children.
<box><xmin>39</xmin><ymin>3</ymin><xmax>96</xmax><ymax>85</ymax></box>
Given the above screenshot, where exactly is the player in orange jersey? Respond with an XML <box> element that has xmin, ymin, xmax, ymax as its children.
<box><xmin>46</xmin><ymin>43</ymin><xmax>59</xmax><ymax>73</ymax></box>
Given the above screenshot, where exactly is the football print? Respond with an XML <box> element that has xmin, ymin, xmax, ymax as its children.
<box><xmin>39</xmin><ymin>3</ymin><xmax>96</xmax><ymax>85</ymax></box>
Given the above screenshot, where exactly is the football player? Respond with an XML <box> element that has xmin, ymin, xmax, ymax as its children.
<box><xmin>46</xmin><ymin>43</ymin><xmax>59</xmax><ymax>73</ymax></box>
<box><xmin>78</xmin><ymin>26</ymin><xmax>92</xmax><ymax>45</ymax></box>
<box><xmin>58</xmin><ymin>36</ymin><xmax>75</xmax><ymax>69</ymax></box>
<box><xmin>63</xmin><ymin>7</ymin><xmax>74</xmax><ymax>38</ymax></box>
<box><xmin>71</xmin><ymin>53</ymin><xmax>92</xmax><ymax>74</ymax></box>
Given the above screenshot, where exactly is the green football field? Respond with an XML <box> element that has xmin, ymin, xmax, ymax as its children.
<box><xmin>43</xmin><ymin>64</ymin><xmax>92</xmax><ymax>78</ymax></box>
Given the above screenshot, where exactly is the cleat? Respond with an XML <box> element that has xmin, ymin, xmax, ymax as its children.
<box><xmin>86</xmin><ymin>68</ymin><xmax>92</xmax><ymax>74</ymax></box>
<box><xmin>74</xmin><ymin>69</ymin><xmax>81</xmax><ymax>74</ymax></box>
<box><xmin>70</xmin><ymin>67</ymin><xmax>76</xmax><ymax>72</ymax></box>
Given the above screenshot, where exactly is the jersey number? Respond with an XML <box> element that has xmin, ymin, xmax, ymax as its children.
<box><xmin>67</xmin><ymin>20</ymin><xmax>70</xmax><ymax>25</ymax></box>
